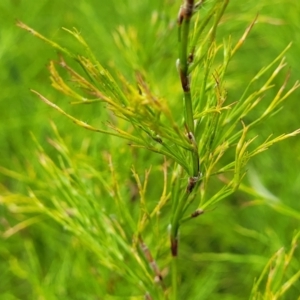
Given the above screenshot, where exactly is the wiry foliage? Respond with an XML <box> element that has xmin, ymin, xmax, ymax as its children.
<box><xmin>0</xmin><ymin>1</ymin><xmax>299</xmax><ymax>299</ymax></box>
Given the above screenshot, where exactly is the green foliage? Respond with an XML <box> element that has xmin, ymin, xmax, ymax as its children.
<box><xmin>1</xmin><ymin>0</ymin><xmax>300</xmax><ymax>299</ymax></box>
<box><xmin>251</xmin><ymin>231</ymin><xmax>300</xmax><ymax>300</ymax></box>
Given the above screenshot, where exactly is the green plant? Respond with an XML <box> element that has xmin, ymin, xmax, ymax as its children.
<box><xmin>1</xmin><ymin>0</ymin><xmax>300</xmax><ymax>299</ymax></box>
<box><xmin>250</xmin><ymin>231</ymin><xmax>300</xmax><ymax>300</ymax></box>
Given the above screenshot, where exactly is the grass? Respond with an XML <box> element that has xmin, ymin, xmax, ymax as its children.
<box><xmin>1</xmin><ymin>0</ymin><xmax>300</xmax><ymax>299</ymax></box>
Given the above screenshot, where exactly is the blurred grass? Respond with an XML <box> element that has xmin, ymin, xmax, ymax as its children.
<box><xmin>1</xmin><ymin>0</ymin><xmax>300</xmax><ymax>299</ymax></box>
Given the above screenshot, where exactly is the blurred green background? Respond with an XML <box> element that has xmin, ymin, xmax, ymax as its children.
<box><xmin>1</xmin><ymin>0</ymin><xmax>300</xmax><ymax>299</ymax></box>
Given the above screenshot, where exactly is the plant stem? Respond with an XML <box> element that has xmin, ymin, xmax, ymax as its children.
<box><xmin>178</xmin><ymin>0</ymin><xmax>195</xmax><ymax>135</ymax></box>
<box><xmin>171</xmin><ymin>256</ymin><xmax>178</xmax><ymax>300</ymax></box>
<box><xmin>170</xmin><ymin>191</ymin><xmax>190</xmax><ymax>256</ymax></box>
<box><xmin>171</xmin><ymin>2</ymin><xmax>202</xmax><ymax>297</ymax></box>
<box><xmin>177</xmin><ymin>1</ymin><xmax>200</xmax><ymax>178</ymax></box>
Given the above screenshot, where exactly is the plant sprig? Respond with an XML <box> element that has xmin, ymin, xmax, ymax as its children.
<box><xmin>11</xmin><ymin>2</ymin><xmax>300</xmax><ymax>299</ymax></box>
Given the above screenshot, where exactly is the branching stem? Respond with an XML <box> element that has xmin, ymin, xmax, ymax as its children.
<box><xmin>171</xmin><ymin>2</ymin><xmax>202</xmax><ymax>298</ymax></box>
